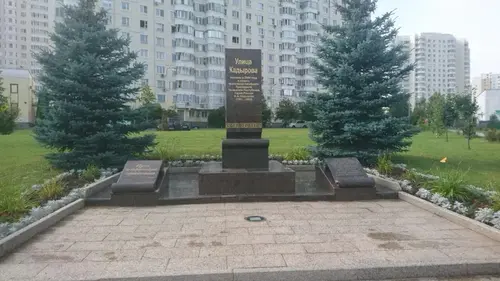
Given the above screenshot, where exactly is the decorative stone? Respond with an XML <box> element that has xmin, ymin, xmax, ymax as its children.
<box><xmin>111</xmin><ymin>160</ymin><xmax>164</xmax><ymax>194</ymax></box>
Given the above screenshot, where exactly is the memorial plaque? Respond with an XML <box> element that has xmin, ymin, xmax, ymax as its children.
<box><xmin>325</xmin><ymin>158</ymin><xmax>375</xmax><ymax>189</ymax></box>
<box><xmin>111</xmin><ymin>160</ymin><xmax>164</xmax><ymax>194</ymax></box>
<box><xmin>225</xmin><ymin>48</ymin><xmax>263</xmax><ymax>139</ymax></box>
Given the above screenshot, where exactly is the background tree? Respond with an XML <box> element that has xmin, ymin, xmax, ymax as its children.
<box><xmin>261</xmin><ymin>97</ymin><xmax>273</xmax><ymax>127</ymax></box>
<box><xmin>33</xmin><ymin>0</ymin><xmax>155</xmax><ymax>170</ymax></box>
<box><xmin>442</xmin><ymin>95</ymin><xmax>459</xmax><ymax>142</ymax></box>
<box><xmin>455</xmin><ymin>94</ymin><xmax>479</xmax><ymax>150</ymax></box>
<box><xmin>307</xmin><ymin>0</ymin><xmax>416</xmax><ymax>164</ymax></box>
<box><xmin>0</xmin><ymin>73</ymin><xmax>19</xmax><ymax>135</ymax></box>
<box><xmin>427</xmin><ymin>93</ymin><xmax>446</xmax><ymax>137</ymax></box>
<box><xmin>207</xmin><ymin>106</ymin><xmax>225</xmax><ymax>128</ymax></box>
<box><xmin>298</xmin><ymin>101</ymin><xmax>317</xmax><ymax>122</ymax></box>
<box><xmin>487</xmin><ymin>114</ymin><xmax>500</xmax><ymax>130</ymax></box>
<box><xmin>275</xmin><ymin>99</ymin><xmax>300</xmax><ymax>125</ymax></box>
<box><xmin>35</xmin><ymin>88</ymin><xmax>49</xmax><ymax>124</ymax></box>
<box><xmin>138</xmin><ymin>85</ymin><xmax>156</xmax><ymax>105</ymax></box>
<box><xmin>410</xmin><ymin>98</ymin><xmax>428</xmax><ymax>127</ymax></box>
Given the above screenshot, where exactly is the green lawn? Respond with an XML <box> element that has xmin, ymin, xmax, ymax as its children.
<box><xmin>1</xmin><ymin>129</ymin><xmax>499</xmax><ymax>193</ymax></box>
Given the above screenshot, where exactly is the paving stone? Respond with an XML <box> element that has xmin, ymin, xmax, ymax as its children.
<box><xmin>104</xmin><ymin>232</ymin><xmax>157</xmax><ymax>241</ymax></box>
<box><xmin>43</xmin><ymin>226</ymin><xmax>92</xmax><ymax>235</ymax></box>
<box><xmin>303</xmin><ymin>242</ymin><xmax>358</xmax><ymax>253</ymax></box>
<box><xmin>228</xmin><ymin>254</ymin><xmax>286</xmax><ymax>269</ymax></box>
<box><xmin>84</xmin><ymin>250</ymin><xmax>145</xmax><ymax>262</ymax></box>
<box><xmin>199</xmin><ymin>245</ymin><xmax>254</xmax><ymax>257</ymax></box>
<box><xmin>36</xmin><ymin>233</ymin><xmax>108</xmax><ymax>242</ymax></box>
<box><xmin>2</xmin><ymin>251</ymin><xmax>90</xmax><ymax>264</ymax></box>
<box><xmin>135</xmin><ymin>224</ymin><xmax>183</xmax><ymax>233</ymax></box>
<box><xmin>267</xmin><ymin>220</ymin><xmax>310</xmax><ymax>227</ymax></box>
<box><xmin>225</xmin><ymin>221</ymin><xmax>271</xmax><ymax>228</ymax></box>
<box><xmin>120</xmin><ymin>217</ymin><xmax>166</xmax><ymax>225</ymax></box>
<box><xmin>88</xmin><ymin>225</ymin><xmax>138</xmax><ymax>234</ymax></box>
<box><xmin>122</xmin><ymin>239</ymin><xmax>176</xmax><ymax>250</ymax></box>
<box><xmin>103</xmin><ymin>260</ymin><xmax>167</xmax><ymax>278</ymax></box>
<box><xmin>36</xmin><ymin>262</ymin><xmax>109</xmax><ymax>280</ymax></box>
<box><xmin>63</xmin><ymin>218</ymin><xmax>123</xmax><ymax>227</ymax></box>
<box><xmin>440</xmin><ymin>247</ymin><xmax>500</xmax><ymax>260</ymax></box>
<box><xmin>143</xmin><ymin>247</ymin><xmax>200</xmax><ymax>259</ymax></box>
<box><xmin>182</xmin><ymin>222</ymin><xmax>226</xmax><ymax>231</ymax></box>
<box><xmin>227</xmin><ymin>235</ymin><xmax>275</xmax><ymax>245</ymax></box>
<box><xmin>253</xmin><ymin>244</ymin><xmax>305</xmax><ymax>255</ymax></box>
<box><xmin>204</xmin><ymin>227</ymin><xmax>250</xmax><ymax>236</ymax></box>
<box><xmin>0</xmin><ymin>263</ymin><xmax>48</xmax><ymax>279</ymax></box>
<box><xmin>66</xmin><ymin>241</ymin><xmax>125</xmax><ymax>251</ymax></box>
<box><xmin>154</xmin><ymin>229</ymin><xmax>205</xmax><ymax>239</ymax></box>
<box><xmin>175</xmin><ymin>236</ymin><xmax>227</xmax><ymax>247</ymax></box>
<box><xmin>387</xmin><ymin>249</ymin><xmax>451</xmax><ymax>262</ymax></box>
<box><xmin>249</xmin><ymin>227</ymin><xmax>294</xmax><ymax>235</ymax></box>
<box><xmin>452</xmin><ymin>238</ymin><xmax>500</xmax><ymax>248</ymax></box>
<box><xmin>283</xmin><ymin>253</ymin><xmax>345</xmax><ymax>269</ymax></box>
<box><xmin>275</xmin><ymin>234</ymin><xmax>330</xmax><ymax>244</ymax></box>
<box><xmin>167</xmin><ymin>256</ymin><xmax>227</xmax><ymax>271</ymax></box>
<box><xmin>336</xmin><ymin>250</ymin><xmax>395</xmax><ymax>267</ymax></box>
<box><xmin>17</xmin><ymin>241</ymin><xmax>75</xmax><ymax>252</ymax></box>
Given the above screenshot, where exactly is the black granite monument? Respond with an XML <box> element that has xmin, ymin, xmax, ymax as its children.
<box><xmin>110</xmin><ymin>160</ymin><xmax>166</xmax><ymax>205</ymax></box>
<box><xmin>316</xmin><ymin>157</ymin><xmax>377</xmax><ymax>201</ymax></box>
<box><xmin>198</xmin><ymin>49</ymin><xmax>295</xmax><ymax>195</ymax></box>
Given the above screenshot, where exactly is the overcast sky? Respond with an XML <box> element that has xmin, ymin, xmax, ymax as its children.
<box><xmin>374</xmin><ymin>0</ymin><xmax>499</xmax><ymax>78</ymax></box>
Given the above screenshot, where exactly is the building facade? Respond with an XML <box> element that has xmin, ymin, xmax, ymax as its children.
<box><xmin>477</xmin><ymin>89</ymin><xmax>500</xmax><ymax>122</ymax></box>
<box><xmin>396</xmin><ymin>33</ymin><xmax>471</xmax><ymax>108</ymax></box>
<box><xmin>2</xmin><ymin>0</ymin><xmax>341</xmax><ymax>125</ymax></box>
<box><xmin>0</xmin><ymin>68</ymin><xmax>36</xmax><ymax>125</ymax></box>
<box><xmin>472</xmin><ymin>73</ymin><xmax>500</xmax><ymax>94</ymax></box>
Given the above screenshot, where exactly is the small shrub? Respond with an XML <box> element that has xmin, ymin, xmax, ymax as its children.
<box><xmin>492</xmin><ymin>193</ymin><xmax>500</xmax><ymax>211</ymax></box>
<box><xmin>485</xmin><ymin>129</ymin><xmax>498</xmax><ymax>142</ymax></box>
<box><xmin>0</xmin><ymin>185</ymin><xmax>36</xmax><ymax>223</ymax></box>
<box><xmin>376</xmin><ymin>153</ymin><xmax>393</xmax><ymax>175</ymax></box>
<box><xmin>38</xmin><ymin>178</ymin><xmax>66</xmax><ymax>202</ymax></box>
<box><xmin>284</xmin><ymin>147</ymin><xmax>310</xmax><ymax>161</ymax></box>
<box><xmin>431</xmin><ymin>169</ymin><xmax>472</xmax><ymax>202</ymax></box>
<box><xmin>80</xmin><ymin>164</ymin><xmax>101</xmax><ymax>182</ymax></box>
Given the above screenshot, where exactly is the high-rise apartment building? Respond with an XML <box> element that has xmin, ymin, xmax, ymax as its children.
<box><xmin>0</xmin><ymin>0</ymin><xmax>57</xmax><ymax>90</ymax></box>
<box><xmin>2</xmin><ymin>0</ymin><xmax>341</xmax><ymax>125</ymax></box>
<box><xmin>472</xmin><ymin>73</ymin><xmax>500</xmax><ymax>94</ymax></box>
<box><xmin>396</xmin><ymin>33</ymin><xmax>471</xmax><ymax>108</ymax></box>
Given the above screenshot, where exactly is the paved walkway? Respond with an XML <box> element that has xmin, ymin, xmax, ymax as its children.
<box><xmin>1</xmin><ymin>200</ymin><xmax>500</xmax><ymax>281</ymax></box>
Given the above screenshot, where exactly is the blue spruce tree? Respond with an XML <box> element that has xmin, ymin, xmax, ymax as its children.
<box><xmin>307</xmin><ymin>0</ymin><xmax>416</xmax><ymax>164</ymax></box>
<box><xmin>34</xmin><ymin>0</ymin><xmax>155</xmax><ymax>170</ymax></box>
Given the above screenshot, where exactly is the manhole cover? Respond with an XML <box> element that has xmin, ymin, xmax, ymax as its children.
<box><xmin>245</xmin><ymin>216</ymin><xmax>266</xmax><ymax>222</ymax></box>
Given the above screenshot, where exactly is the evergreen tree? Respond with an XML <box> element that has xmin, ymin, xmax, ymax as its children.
<box><xmin>207</xmin><ymin>106</ymin><xmax>225</xmax><ymax>128</ymax></box>
<box><xmin>33</xmin><ymin>0</ymin><xmax>155</xmax><ymax>170</ymax></box>
<box><xmin>308</xmin><ymin>0</ymin><xmax>416</xmax><ymax>164</ymax></box>
<box><xmin>487</xmin><ymin>114</ymin><xmax>500</xmax><ymax>130</ymax></box>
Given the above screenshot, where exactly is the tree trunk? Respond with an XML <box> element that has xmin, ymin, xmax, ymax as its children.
<box><xmin>467</xmin><ymin>136</ymin><xmax>471</xmax><ymax>150</ymax></box>
<box><xmin>445</xmin><ymin>130</ymin><xmax>449</xmax><ymax>142</ymax></box>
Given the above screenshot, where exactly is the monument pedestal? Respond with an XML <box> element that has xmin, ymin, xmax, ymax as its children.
<box><xmin>198</xmin><ymin>160</ymin><xmax>295</xmax><ymax>195</ymax></box>
<box><xmin>222</xmin><ymin>138</ymin><xmax>269</xmax><ymax>170</ymax></box>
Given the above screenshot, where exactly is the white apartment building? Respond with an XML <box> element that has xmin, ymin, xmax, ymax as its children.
<box><xmin>477</xmin><ymin>89</ymin><xmax>500</xmax><ymax>122</ymax></box>
<box><xmin>2</xmin><ymin>0</ymin><xmax>341</xmax><ymax>125</ymax></box>
<box><xmin>472</xmin><ymin>73</ymin><xmax>500</xmax><ymax>94</ymax></box>
<box><xmin>397</xmin><ymin>33</ymin><xmax>471</xmax><ymax>108</ymax></box>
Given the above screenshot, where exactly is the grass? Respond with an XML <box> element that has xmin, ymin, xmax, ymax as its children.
<box><xmin>1</xmin><ymin>128</ymin><xmax>499</xmax><ymax>200</ymax></box>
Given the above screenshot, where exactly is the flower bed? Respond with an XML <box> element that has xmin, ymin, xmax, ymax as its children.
<box><xmin>365</xmin><ymin>164</ymin><xmax>500</xmax><ymax>230</ymax></box>
<box><xmin>0</xmin><ymin>168</ymin><xmax>118</xmax><ymax>239</ymax></box>
<box><xmin>167</xmin><ymin>154</ymin><xmax>320</xmax><ymax>167</ymax></box>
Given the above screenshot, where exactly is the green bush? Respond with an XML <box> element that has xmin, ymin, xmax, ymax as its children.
<box><xmin>376</xmin><ymin>153</ymin><xmax>393</xmax><ymax>175</ymax></box>
<box><xmin>0</xmin><ymin>184</ymin><xmax>36</xmax><ymax>223</ymax></box>
<box><xmin>284</xmin><ymin>147</ymin><xmax>310</xmax><ymax>161</ymax></box>
<box><xmin>496</xmin><ymin>131</ymin><xmax>500</xmax><ymax>142</ymax></box>
<box><xmin>431</xmin><ymin>169</ymin><xmax>472</xmax><ymax>202</ymax></box>
<box><xmin>80</xmin><ymin>164</ymin><xmax>101</xmax><ymax>182</ymax></box>
<box><xmin>492</xmin><ymin>193</ymin><xmax>500</xmax><ymax>211</ymax></box>
<box><xmin>38</xmin><ymin>178</ymin><xmax>66</xmax><ymax>202</ymax></box>
<box><xmin>485</xmin><ymin>129</ymin><xmax>498</xmax><ymax>142</ymax></box>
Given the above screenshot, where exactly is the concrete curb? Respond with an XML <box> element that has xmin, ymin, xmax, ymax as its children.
<box><xmin>83</xmin><ymin>173</ymin><xmax>120</xmax><ymax>198</ymax></box>
<box><xmin>368</xmin><ymin>174</ymin><xmax>402</xmax><ymax>191</ymax></box>
<box><xmin>399</xmin><ymin>191</ymin><xmax>500</xmax><ymax>242</ymax></box>
<box><xmin>0</xmin><ymin>199</ymin><xmax>85</xmax><ymax>259</ymax></box>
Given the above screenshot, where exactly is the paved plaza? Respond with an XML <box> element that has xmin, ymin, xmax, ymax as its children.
<box><xmin>1</xmin><ymin>200</ymin><xmax>500</xmax><ymax>280</ymax></box>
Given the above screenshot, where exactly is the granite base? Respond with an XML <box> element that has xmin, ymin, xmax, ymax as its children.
<box><xmin>198</xmin><ymin>160</ymin><xmax>295</xmax><ymax>195</ymax></box>
<box><xmin>222</xmin><ymin>138</ymin><xmax>269</xmax><ymax>170</ymax></box>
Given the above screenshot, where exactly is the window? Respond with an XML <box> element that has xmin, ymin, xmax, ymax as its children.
<box><xmin>268</xmin><ymin>66</ymin><xmax>275</xmax><ymax>73</ymax></box>
<box><xmin>246</xmin><ymin>38</ymin><xmax>251</xmax><ymax>45</ymax></box>
<box><xmin>121</xmin><ymin>17</ymin><xmax>129</xmax><ymax>26</ymax></box>
<box><xmin>157</xmin><ymin>94</ymin><xmax>166</xmax><ymax>102</ymax></box>
<box><xmin>269</xmin><ymin>54</ymin><xmax>274</xmax><ymax>61</ymax></box>
<box><xmin>246</xmin><ymin>0</ymin><xmax>251</xmax><ymax>7</ymax></box>
<box><xmin>156</xmin><ymin>37</ymin><xmax>165</xmax><ymax>47</ymax></box>
<box><xmin>157</xmin><ymin>65</ymin><xmax>165</xmax><ymax>74</ymax></box>
<box><xmin>157</xmin><ymin>80</ymin><xmax>166</xmax><ymax>88</ymax></box>
<box><xmin>246</xmin><ymin>13</ymin><xmax>251</xmax><ymax>20</ymax></box>
<box><xmin>121</xmin><ymin>2</ymin><xmax>129</xmax><ymax>10</ymax></box>
<box><xmin>233</xmin><ymin>24</ymin><xmax>239</xmax><ymax>31</ymax></box>
<box><xmin>140</xmin><ymin>34</ymin><xmax>148</xmax><ymax>44</ymax></box>
<box><xmin>156</xmin><ymin>23</ymin><xmax>164</xmax><ymax>32</ymax></box>
<box><xmin>139</xmin><ymin>49</ymin><xmax>148</xmax><ymax>57</ymax></box>
<box><xmin>156</xmin><ymin>9</ymin><xmax>164</xmax><ymax>17</ymax></box>
<box><xmin>232</xmin><ymin>0</ymin><xmax>239</xmax><ymax>5</ymax></box>
<box><xmin>259</xmin><ymin>28</ymin><xmax>264</xmax><ymax>35</ymax></box>
<box><xmin>10</xmin><ymin>84</ymin><xmax>18</xmax><ymax>93</ymax></box>
<box><xmin>232</xmin><ymin>11</ymin><xmax>239</xmax><ymax>18</ymax></box>
<box><xmin>246</xmin><ymin>25</ymin><xmax>251</xmax><ymax>33</ymax></box>
<box><xmin>232</xmin><ymin>36</ymin><xmax>239</xmax><ymax>44</ymax></box>
<box><xmin>156</xmin><ymin>52</ymin><xmax>165</xmax><ymax>59</ymax></box>
<box><xmin>257</xmin><ymin>15</ymin><xmax>263</xmax><ymax>24</ymax></box>
<box><xmin>140</xmin><ymin>20</ymin><xmax>148</xmax><ymax>29</ymax></box>
<box><xmin>140</xmin><ymin>5</ymin><xmax>147</xmax><ymax>13</ymax></box>
<box><xmin>258</xmin><ymin>2</ymin><xmax>264</xmax><ymax>10</ymax></box>
<box><xmin>269</xmin><ymin>5</ymin><xmax>275</xmax><ymax>13</ymax></box>
<box><xmin>259</xmin><ymin>40</ymin><xmax>263</xmax><ymax>47</ymax></box>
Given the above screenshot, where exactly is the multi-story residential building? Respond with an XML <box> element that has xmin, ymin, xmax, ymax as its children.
<box><xmin>472</xmin><ymin>73</ymin><xmax>500</xmax><ymax>94</ymax></box>
<box><xmin>3</xmin><ymin>0</ymin><xmax>341</xmax><ymax>125</ymax></box>
<box><xmin>0</xmin><ymin>0</ymin><xmax>56</xmax><ymax>91</ymax></box>
<box><xmin>477</xmin><ymin>89</ymin><xmax>500</xmax><ymax>122</ymax></box>
<box><xmin>397</xmin><ymin>33</ymin><xmax>471</xmax><ymax>108</ymax></box>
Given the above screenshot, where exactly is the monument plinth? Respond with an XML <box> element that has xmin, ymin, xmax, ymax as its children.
<box><xmin>198</xmin><ymin>49</ymin><xmax>295</xmax><ymax>195</ymax></box>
